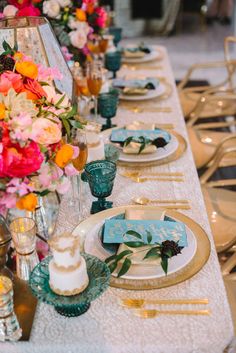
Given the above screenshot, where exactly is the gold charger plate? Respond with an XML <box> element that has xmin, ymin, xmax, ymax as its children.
<box><xmin>101</xmin><ymin>129</ymin><xmax>187</xmax><ymax>167</ymax></box>
<box><xmin>72</xmin><ymin>205</ymin><xmax>211</xmax><ymax>290</ymax></box>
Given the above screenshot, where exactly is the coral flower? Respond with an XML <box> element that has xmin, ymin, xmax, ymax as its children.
<box><xmin>15</xmin><ymin>61</ymin><xmax>38</xmax><ymax>79</ymax></box>
<box><xmin>16</xmin><ymin>193</ymin><xmax>37</xmax><ymax>212</ymax></box>
<box><xmin>76</xmin><ymin>8</ymin><xmax>87</xmax><ymax>21</ymax></box>
<box><xmin>0</xmin><ymin>103</ymin><xmax>5</xmax><ymax>120</ymax></box>
<box><xmin>0</xmin><ymin>139</ymin><xmax>44</xmax><ymax>178</ymax></box>
<box><xmin>22</xmin><ymin>78</ymin><xmax>47</xmax><ymax>100</ymax></box>
<box><xmin>0</xmin><ymin>71</ymin><xmax>23</xmax><ymax>95</ymax></box>
<box><xmin>55</xmin><ymin>144</ymin><xmax>74</xmax><ymax>168</ymax></box>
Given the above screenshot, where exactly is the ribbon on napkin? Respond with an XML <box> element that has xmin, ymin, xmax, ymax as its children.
<box><xmin>110</xmin><ymin>128</ymin><xmax>171</xmax><ymax>144</ymax></box>
<box><xmin>103</xmin><ymin>219</ymin><xmax>188</xmax><ymax>247</ymax></box>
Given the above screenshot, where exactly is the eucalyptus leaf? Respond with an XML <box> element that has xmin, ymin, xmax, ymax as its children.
<box><xmin>105</xmin><ymin>249</ymin><xmax>133</xmax><ymax>264</ymax></box>
<box><xmin>105</xmin><ymin>254</ymin><xmax>118</xmax><ymax>264</ymax></box>
<box><xmin>163</xmin><ymin>249</ymin><xmax>172</xmax><ymax>258</ymax></box>
<box><xmin>108</xmin><ymin>261</ymin><xmax>118</xmax><ymax>273</ymax></box>
<box><xmin>61</xmin><ymin>118</ymin><xmax>70</xmax><ymax>137</ymax></box>
<box><xmin>143</xmin><ymin>246</ymin><xmax>160</xmax><ymax>260</ymax></box>
<box><xmin>125</xmin><ymin>230</ymin><xmax>142</xmax><ymax>240</ymax></box>
<box><xmin>146</xmin><ymin>231</ymin><xmax>152</xmax><ymax>244</ymax></box>
<box><xmin>55</xmin><ymin>94</ymin><xmax>66</xmax><ymax>108</ymax></box>
<box><xmin>161</xmin><ymin>257</ymin><xmax>168</xmax><ymax>275</ymax></box>
<box><xmin>124</xmin><ymin>136</ymin><xmax>133</xmax><ymax>146</ymax></box>
<box><xmin>124</xmin><ymin>241</ymin><xmax>144</xmax><ymax>248</ymax></box>
<box><xmin>117</xmin><ymin>257</ymin><xmax>132</xmax><ymax>277</ymax></box>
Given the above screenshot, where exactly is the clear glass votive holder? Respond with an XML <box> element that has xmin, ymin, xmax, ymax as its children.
<box><xmin>9</xmin><ymin>218</ymin><xmax>39</xmax><ymax>281</ymax></box>
<box><xmin>0</xmin><ymin>276</ymin><xmax>22</xmax><ymax>341</ymax></box>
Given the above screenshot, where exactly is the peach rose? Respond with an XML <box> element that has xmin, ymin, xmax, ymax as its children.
<box><xmin>31</xmin><ymin>118</ymin><xmax>62</xmax><ymax>145</ymax></box>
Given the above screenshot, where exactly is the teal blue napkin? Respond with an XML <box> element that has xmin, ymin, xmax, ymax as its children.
<box><xmin>103</xmin><ymin>220</ymin><xmax>187</xmax><ymax>247</ymax></box>
<box><xmin>110</xmin><ymin>129</ymin><xmax>171</xmax><ymax>143</ymax></box>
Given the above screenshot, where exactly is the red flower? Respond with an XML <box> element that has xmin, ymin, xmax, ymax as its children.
<box><xmin>16</xmin><ymin>5</ymin><xmax>41</xmax><ymax>17</ymax></box>
<box><xmin>8</xmin><ymin>0</ymin><xmax>31</xmax><ymax>10</ymax></box>
<box><xmin>21</xmin><ymin>78</ymin><xmax>47</xmax><ymax>100</ymax></box>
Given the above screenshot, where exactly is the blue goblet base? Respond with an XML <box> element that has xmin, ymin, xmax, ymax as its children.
<box><xmin>102</xmin><ymin>123</ymin><xmax>117</xmax><ymax>131</ymax></box>
<box><xmin>55</xmin><ymin>302</ymin><xmax>90</xmax><ymax>317</ymax></box>
<box><xmin>91</xmin><ymin>200</ymin><xmax>113</xmax><ymax>214</ymax></box>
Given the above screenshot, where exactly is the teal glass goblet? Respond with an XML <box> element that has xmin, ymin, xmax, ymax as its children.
<box><xmin>98</xmin><ymin>89</ymin><xmax>119</xmax><ymax>130</ymax></box>
<box><xmin>109</xmin><ymin>27</ymin><xmax>122</xmax><ymax>47</ymax></box>
<box><xmin>84</xmin><ymin>160</ymin><xmax>117</xmax><ymax>214</ymax></box>
<box><xmin>105</xmin><ymin>51</ymin><xmax>122</xmax><ymax>79</ymax></box>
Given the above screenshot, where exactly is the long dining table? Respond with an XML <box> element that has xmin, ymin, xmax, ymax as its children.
<box><xmin>1</xmin><ymin>45</ymin><xmax>234</xmax><ymax>353</ymax></box>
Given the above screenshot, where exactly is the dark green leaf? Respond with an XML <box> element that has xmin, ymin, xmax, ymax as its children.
<box><xmin>35</xmin><ymin>189</ymin><xmax>50</xmax><ymax>197</ymax></box>
<box><xmin>105</xmin><ymin>249</ymin><xmax>133</xmax><ymax>264</ymax></box>
<box><xmin>61</xmin><ymin>105</ymin><xmax>77</xmax><ymax>120</ymax></box>
<box><xmin>117</xmin><ymin>257</ymin><xmax>132</xmax><ymax>277</ymax></box>
<box><xmin>108</xmin><ymin>261</ymin><xmax>118</xmax><ymax>273</ymax></box>
<box><xmin>124</xmin><ymin>136</ymin><xmax>133</xmax><ymax>146</ymax></box>
<box><xmin>39</xmin><ymin>81</ymin><xmax>50</xmax><ymax>87</ymax></box>
<box><xmin>138</xmin><ymin>142</ymin><xmax>146</xmax><ymax>154</ymax></box>
<box><xmin>163</xmin><ymin>249</ymin><xmax>172</xmax><ymax>258</ymax></box>
<box><xmin>3</xmin><ymin>40</ymin><xmax>11</xmax><ymax>52</ymax></box>
<box><xmin>143</xmin><ymin>246</ymin><xmax>161</xmax><ymax>260</ymax></box>
<box><xmin>125</xmin><ymin>230</ymin><xmax>142</xmax><ymax>240</ymax></box>
<box><xmin>161</xmin><ymin>257</ymin><xmax>168</xmax><ymax>275</ymax></box>
<box><xmin>124</xmin><ymin>241</ymin><xmax>144</xmax><ymax>248</ymax></box>
<box><xmin>146</xmin><ymin>231</ymin><xmax>152</xmax><ymax>244</ymax></box>
<box><xmin>105</xmin><ymin>254</ymin><xmax>118</xmax><ymax>264</ymax></box>
<box><xmin>62</xmin><ymin>118</ymin><xmax>70</xmax><ymax>137</ymax></box>
<box><xmin>55</xmin><ymin>94</ymin><xmax>66</xmax><ymax>108</ymax></box>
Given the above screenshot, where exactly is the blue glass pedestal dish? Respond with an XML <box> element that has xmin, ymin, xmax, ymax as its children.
<box><xmin>29</xmin><ymin>254</ymin><xmax>110</xmax><ymax>317</ymax></box>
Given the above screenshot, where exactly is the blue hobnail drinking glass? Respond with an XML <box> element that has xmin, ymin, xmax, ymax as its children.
<box><xmin>104</xmin><ymin>51</ymin><xmax>122</xmax><ymax>79</ymax></box>
<box><xmin>109</xmin><ymin>27</ymin><xmax>122</xmax><ymax>47</ymax></box>
<box><xmin>98</xmin><ymin>89</ymin><xmax>119</xmax><ymax>130</ymax></box>
<box><xmin>84</xmin><ymin>160</ymin><xmax>117</xmax><ymax>214</ymax></box>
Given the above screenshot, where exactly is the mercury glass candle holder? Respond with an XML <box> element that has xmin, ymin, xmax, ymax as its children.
<box><xmin>108</xmin><ymin>27</ymin><xmax>123</xmax><ymax>47</ymax></box>
<box><xmin>0</xmin><ymin>276</ymin><xmax>22</xmax><ymax>341</ymax></box>
<box><xmin>104</xmin><ymin>51</ymin><xmax>122</xmax><ymax>79</ymax></box>
<box><xmin>9</xmin><ymin>218</ymin><xmax>39</xmax><ymax>281</ymax></box>
<box><xmin>84</xmin><ymin>160</ymin><xmax>117</xmax><ymax>214</ymax></box>
<box><xmin>98</xmin><ymin>89</ymin><xmax>119</xmax><ymax>130</ymax></box>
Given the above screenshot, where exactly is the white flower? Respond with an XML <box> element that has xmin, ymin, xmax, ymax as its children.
<box><xmin>57</xmin><ymin>0</ymin><xmax>71</xmax><ymax>7</ymax></box>
<box><xmin>43</xmin><ymin>0</ymin><xmax>61</xmax><ymax>19</ymax></box>
<box><xmin>69</xmin><ymin>22</ymin><xmax>90</xmax><ymax>49</ymax></box>
<box><xmin>0</xmin><ymin>89</ymin><xmax>37</xmax><ymax>118</ymax></box>
<box><xmin>3</xmin><ymin>5</ymin><xmax>18</xmax><ymax>17</ymax></box>
<box><xmin>43</xmin><ymin>86</ymin><xmax>70</xmax><ymax>108</ymax></box>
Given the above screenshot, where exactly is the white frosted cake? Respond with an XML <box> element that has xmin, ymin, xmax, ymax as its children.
<box><xmin>86</xmin><ymin>131</ymin><xmax>105</xmax><ymax>162</ymax></box>
<box><xmin>48</xmin><ymin>234</ymin><xmax>89</xmax><ymax>296</ymax></box>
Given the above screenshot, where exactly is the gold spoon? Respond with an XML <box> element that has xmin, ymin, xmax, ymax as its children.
<box><xmin>121</xmin><ymin>298</ymin><xmax>209</xmax><ymax>308</ymax></box>
<box><xmin>134</xmin><ymin>309</ymin><xmax>210</xmax><ymax>318</ymax></box>
<box><xmin>132</xmin><ymin>196</ymin><xmax>189</xmax><ymax>205</ymax></box>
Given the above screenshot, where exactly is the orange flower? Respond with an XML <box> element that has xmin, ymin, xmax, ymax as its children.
<box><xmin>16</xmin><ymin>193</ymin><xmax>38</xmax><ymax>212</ymax></box>
<box><xmin>13</xmin><ymin>52</ymin><xmax>24</xmax><ymax>61</ymax></box>
<box><xmin>15</xmin><ymin>61</ymin><xmax>38</xmax><ymax>79</ymax></box>
<box><xmin>86</xmin><ymin>3</ymin><xmax>94</xmax><ymax>15</ymax></box>
<box><xmin>55</xmin><ymin>144</ymin><xmax>74</xmax><ymax>168</ymax></box>
<box><xmin>76</xmin><ymin>8</ymin><xmax>87</xmax><ymax>21</ymax></box>
<box><xmin>0</xmin><ymin>103</ymin><xmax>6</xmax><ymax>120</ymax></box>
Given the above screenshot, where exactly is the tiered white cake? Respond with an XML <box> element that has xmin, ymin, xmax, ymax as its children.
<box><xmin>48</xmin><ymin>234</ymin><xmax>89</xmax><ymax>296</ymax></box>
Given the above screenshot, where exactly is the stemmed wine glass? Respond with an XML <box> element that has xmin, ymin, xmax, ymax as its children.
<box><xmin>86</xmin><ymin>61</ymin><xmax>103</xmax><ymax>121</ymax></box>
<box><xmin>70</xmin><ymin>129</ymin><xmax>88</xmax><ymax>221</ymax></box>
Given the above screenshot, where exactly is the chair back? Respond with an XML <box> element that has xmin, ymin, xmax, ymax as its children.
<box><xmin>224</xmin><ymin>36</ymin><xmax>236</xmax><ymax>89</ymax></box>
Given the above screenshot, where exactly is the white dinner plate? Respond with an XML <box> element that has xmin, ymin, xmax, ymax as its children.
<box><xmin>119</xmin><ymin>82</ymin><xmax>166</xmax><ymax>101</ymax></box>
<box><xmin>122</xmin><ymin>48</ymin><xmax>162</xmax><ymax>64</ymax></box>
<box><xmin>82</xmin><ymin>213</ymin><xmax>197</xmax><ymax>280</ymax></box>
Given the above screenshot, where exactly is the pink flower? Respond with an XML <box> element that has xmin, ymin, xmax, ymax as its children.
<box><xmin>9</xmin><ymin>112</ymin><xmax>32</xmax><ymax>142</ymax></box>
<box><xmin>57</xmin><ymin>176</ymin><xmax>71</xmax><ymax>194</ymax></box>
<box><xmin>8</xmin><ymin>0</ymin><xmax>31</xmax><ymax>10</ymax></box>
<box><xmin>6</xmin><ymin>177</ymin><xmax>33</xmax><ymax>196</ymax></box>
<box><xmin>37</xmin><ymin>64</ymin><xmax>63</xmax><ymax>82</ymax></box>
<box><xmin>0</xmin><ymin>13</ymin><xmax>4</xmax><ymax>19</ymax></box>
<box><xmin>0</xmin><ymin>191</ymin><xmax>17</xmax><ymax>209</ymax></box>
<box><xmin>72</xmin><ymin>145</ymin><xmax>79</xmax><ymax>159</ymax></box>
<box><xmin>3</xmin><ymin>5</ymin><xmax>18</xmax><ymax>17</ymax></box>
<box><xmin>16</xmin><ymin>5</ymin><xmax>41</xmax><ymax>17</ymax></box>
<box><xmin>31</xmin><ymin>118</ymin><xmax>62</xmax><ymax>146</ymax></box>
<box><xmin>61</xmin><ymin>47</ymin><xmax>73</xmax><ymax>62</ymax></box>
<box><xmin>64</xmin><ymin>164</ymin><xmax>79</xmax><ymax>176</ymax></box>
<box><xmin>94</xmin><ymin>7</ymin><xmax>107</xmax><ymax>28</ymax></box>
<box><xmin>0</xmin><ymin>140</ymin><xmax>44</xmax><ymax>178</ymax></box>
<box><xmin>38</xmin><ymin>164</ymin><xmax>53</xmax><ymax>189</ymax></box>
<box><xmin>0</xmin><ymin>71</ymin><xmax>23</xmax><ymax>95</ymax></box>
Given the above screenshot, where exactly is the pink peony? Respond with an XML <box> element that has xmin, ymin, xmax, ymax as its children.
<box><xmin>0</xmin><ymin>71</ymin><xmax>23</xmax><ymax>95</ymax></box>
<box><xmin>0</xmin><ymin>191</ymin><xmax>17</xmax><ymax>210</ymax></box>
<box><xmin>0</xmin><ymin>140</ymin><xmax>44</xmax><ymax>178</ymax></box>
<box><xmin>37</xmin><ymin>64</ymin><xmax>63</xmax><ymax>82</ymax></box>
<box><xmin>31</xmin><ymin>118</ymin><xmax>62</xmax><ymax>146</ymax></box>
<box><xmin>9</xmin><ymin>112</ymin><xmax>33</xmax><ymax>142</ymax></box>
<box><xmin>94</xmin><ymin>7</ymin><xmax>107</xmax><ymax>28</ymax></box>
<box><xmin>17</xmin><ymin>5</ymin><xmax>41</xmax><ymax>17</ymax></box>
<box><xmin>6</xmin><ymin>177</ymin><xmax>33</xmax><ymax>196</ymax></box>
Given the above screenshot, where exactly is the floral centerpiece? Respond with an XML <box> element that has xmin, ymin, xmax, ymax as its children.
<box><xmin>1</xmin><ymin>0</ymin><xmax>108</xmax><ymax>64</ymax></box>
<box><xmin>0</xmin><ymin>41</ymin><xmax>83</xmax><ymax>215</ymax></box>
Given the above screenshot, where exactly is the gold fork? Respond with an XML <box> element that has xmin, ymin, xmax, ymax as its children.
<box><xmin>126</xmin><ymin>107</ymin><xmax>172</xmax><ymax>113</ymax></box>
<box><xmin>134</xmin><ymin>309</ymin><xmax>210</xmax><ymax>318</ymax></box>
<box><xmin>120</xmin><ymin>298</ymin><xmax>209</xmax><ymax>308</ymax></box>
<box><xmin>131</xmin><ymin>176</ymin><xmax>184</xmax><ymax>183</ymax></box>
<box><xmin>121</xmin><ymin>171</ymin><xmax>184</xmax><ymax>178</ymax></box>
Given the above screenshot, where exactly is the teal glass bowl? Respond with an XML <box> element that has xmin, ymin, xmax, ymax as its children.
<box><xmin>98</xmin><ymin>90</ymin><xmax>119</xmax><ymax>130</ymax></box>
<box><xmin>84</xmin><ymin>160</ymin><xmax>117</xmax><ymax>214</ymax></box>
<box><xmin>29</xmin><ymin>254</ymin><xmax>110</xmax><ymax>317</ymax></box>
<box><xmin>105</xmin><ymin>51</ymin><xmax>122</xmax><ymax>78</ymax></box>
<box><xmin>109</xmin><ymin>27</ymin><xmax>122</xmax><ymax>46</ymax></box>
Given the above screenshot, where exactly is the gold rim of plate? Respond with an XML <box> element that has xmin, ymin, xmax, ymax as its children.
<box><xmin>102</xmin><ymin>129</ymin><xmax>187</xmax><ymax>167</ymax></box>
<box><xmin>72</xmin><ymin>205</ymin><xmax>211</xmax><ymax>290</ymax></box>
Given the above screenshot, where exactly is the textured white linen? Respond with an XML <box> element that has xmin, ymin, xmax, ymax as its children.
<box><xmin>1</xmin><ymin>46</ymin><xmax>233</xmax><ymax>353</ymax></box>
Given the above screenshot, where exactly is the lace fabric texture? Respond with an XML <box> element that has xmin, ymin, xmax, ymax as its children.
<box><xmin>1</xmin><ymin>46</ymin><xmax>234</xmax><ymax>353</ymax></box>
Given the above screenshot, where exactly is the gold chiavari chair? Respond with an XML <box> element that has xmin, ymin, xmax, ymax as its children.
<box><xmin>178</xmin><ymin>36</ymin><xmax>236</xmax><ymax>120</ymax></box>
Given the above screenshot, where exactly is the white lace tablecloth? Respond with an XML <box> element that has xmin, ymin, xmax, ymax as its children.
<box><xmin>1</xmin><ymin>46</ymin><xmax>234</xmax><ymax>353</ymax></box>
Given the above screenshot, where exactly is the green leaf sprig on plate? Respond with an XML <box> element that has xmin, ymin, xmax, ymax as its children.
<box><xmin>124</xmin><ymin>136</ymin><xmax>168</xmax><ymax>154</ymax></box>
<box><xmin>105</xmin><ymin>230</ymin><xmax>183</xmax><ymax>277</ymax></box>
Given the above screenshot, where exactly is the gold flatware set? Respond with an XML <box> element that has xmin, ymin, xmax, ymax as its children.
<box><xmin>120</xmin><ymin>171</ymin><xmax>184</xmax><ymax>183</ymax></box>
<box><xmin>124</xmin><ymin>106</ymin><xmax>172</xmax><ymax>114</ymax></box>
<box><xmin>132</xmin><ymin>197</ymin><xmax>190</xmax><ymax>209</ymax></box>
<box><xmin>120</xmin><ymin>298</ymin><xmax>210</xmax><ymax>318</ymax></box>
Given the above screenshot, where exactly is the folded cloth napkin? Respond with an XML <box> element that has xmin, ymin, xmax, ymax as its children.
<box><xmin>123</xmin><ymin>50</ymin><xmax>146</xmax><ymax>58</ymax></box>
<box><xmin>112</xmin><ymin>77</ymin><xmax>158</xmax><ymax>90</ymax></box>
<box><xmin>103</xmin><ymin>219</ymin><xmax>188</xmax><ymax>247</ymax></box>
<box><xmin>122</xmin><ymin>141</ymin><xmax>156</xmax><ymax>154</ymax></box>
<box><xmin>122</xmin><ymin>87</ymin><xmax>148</xmax><ymax>96</ymax></box>
<box><xmin>122</xmin><ymin>44</ymin><xmax>151</xmax><ymax>55</ymax></box>
<box><xmin>110</xmin><ymin>128</ymin><xmax>171</xmax><ymax>144</ymax></box>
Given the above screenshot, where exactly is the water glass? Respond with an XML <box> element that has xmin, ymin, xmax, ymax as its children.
<box><xmin>108</xmin><ymin>27</ymin><xmax>123</xmax><ymax>46</ymax></box>
<box><xmin>84</xmin><ymin>160</ymin><xmax>117</xmax><ymax>214</ymax></box>
<box><xmin>98</xmin><ymin>89</ymin><xmax>119</xmax><ymax>130</ymax></box>
<box><xmin>104</xmin><ymin>51</ymin><xmax>122</xmax><ymax>78</ymax></box>
<box><xmin>9</xmin><ymin>218</ymin><xmax>39</xmax><ymax>281</ymax></box>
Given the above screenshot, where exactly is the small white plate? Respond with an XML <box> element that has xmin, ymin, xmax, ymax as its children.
<box><xmin>122</xmin><ymin>48</ymin><xmax>162</xmax><ymax>64</ymax></box>
<box><xmin>119</xmin><ymin>82</ymin><xmax>166</xmax><ymax>101</ymax></box>
<box><xmin>83</xmin><ymin>215</ymin><xmax>197</xmax><ymax>280</ymax></box>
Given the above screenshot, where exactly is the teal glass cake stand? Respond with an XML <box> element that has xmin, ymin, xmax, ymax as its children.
<box><xmin>29</xmin><ymin>254</ymin><xmax>110</xmax><ymax>317</ymax></box>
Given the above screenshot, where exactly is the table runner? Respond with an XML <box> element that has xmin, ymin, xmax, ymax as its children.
<box><xmin>1</xmin><ymin>46</ymin><xmax>234</xmax><ymax>353</ymax></box>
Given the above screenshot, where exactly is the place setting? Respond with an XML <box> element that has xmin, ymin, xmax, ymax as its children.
<box><xmin>121</xmin><ymin>43</ymin><xmax>163</xmax><ymax>64</ymax></box>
